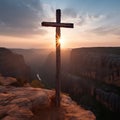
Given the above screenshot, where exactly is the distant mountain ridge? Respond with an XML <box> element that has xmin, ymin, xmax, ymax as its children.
<box><xmin>72</xmin><ymin>47</ymin><xmax>120</xmax><ymax>55</ymax></box>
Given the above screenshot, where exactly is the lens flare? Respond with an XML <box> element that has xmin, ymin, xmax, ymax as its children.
<box><xmin>59</xmin><ymin>38</ymin><xmax>64</xmax><ymax>45</ymax></box>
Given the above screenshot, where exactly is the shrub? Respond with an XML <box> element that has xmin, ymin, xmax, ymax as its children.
<box><xmin>30</xmin><ymin>80</ymin><xmax>44</xmax><ymax>88</ymax></box>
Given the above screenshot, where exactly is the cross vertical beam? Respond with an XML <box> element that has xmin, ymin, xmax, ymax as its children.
<box><xmin>41</xmin><ymin>9</ymin><xmax>74</xmax><ymax>107</ymax></box>
<box><xmin>56</xmin><ymin>9</ymin><xmax>61</xmax><ymax>107</ymax></box>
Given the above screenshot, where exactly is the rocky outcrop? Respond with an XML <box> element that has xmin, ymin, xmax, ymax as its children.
<box><xmin>94</xmin><ymin>88</ymin><xmax>120</xmax><ymax>113</ymax></box>
<box><xmin>71</xmin><ymin>47</ymin><xmax>120</xmax><ymax>86</ymax></box>
<box><xmin>0</xmin><ymin>75</ymin><xmax>17</xmax><ymax>86</ymax></box>
<box><xmin>0</xmin><ymin>85</ymin><xmax>95</xmax><ymax>120</ymax></box>
<box><xmin>0</xmin><ymin>48</ymin><xmax>31</xmax><ymax>83</ymax></box>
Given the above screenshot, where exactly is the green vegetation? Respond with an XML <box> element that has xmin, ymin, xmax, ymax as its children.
<box><xmin>30</xmin><ymin>80</ymin><xmax>44</xmax><ymax>88</ymax></box>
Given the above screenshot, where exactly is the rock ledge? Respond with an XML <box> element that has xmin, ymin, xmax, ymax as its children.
<box><xmin>0</xmin><ymin>86</ymin><xmax>95</xmax><ymax>120</ymax></box>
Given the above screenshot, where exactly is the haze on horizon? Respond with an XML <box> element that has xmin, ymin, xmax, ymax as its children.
<box><xmin>0</xmin><ymin>0</ymin><xmax>120</xmax><ymax>49</ymax></box>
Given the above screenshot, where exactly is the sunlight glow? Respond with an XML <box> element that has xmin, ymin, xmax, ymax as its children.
<box><xmin>59</xmin><ymin>38</ymin><xmax>64</xmax><ymax>45</ymax></box>
<box><xmin>59</xmin><ymin>38</ymin><xmax>66</xmax><ymax>48</ymax></box>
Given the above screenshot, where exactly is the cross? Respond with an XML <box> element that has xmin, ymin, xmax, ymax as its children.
<box><xmin>41</xmin><ymin>9</ymin><xmax>74</xmax><ymax>107</ymax></box>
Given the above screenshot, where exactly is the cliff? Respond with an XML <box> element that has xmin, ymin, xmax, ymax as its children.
<box><xmin>0</xmin><ymin>76</ymin><xmax>95</xmax><ymax>120</ymax></box>
<box><xmin>0</xmin><ymin>48</ymin><xmax>31</xmax><ymax>83</ymax></box>
<box><xmin>71</xmin><ymin>47</ymin><xmax>120</xmax><ymax>86</ymax></box>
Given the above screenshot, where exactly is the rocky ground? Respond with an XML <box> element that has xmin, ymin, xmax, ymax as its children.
<box><xmin>0</xmin><ymin>75</ymin><xmax>96</xmax><ymax>120</ymax></box>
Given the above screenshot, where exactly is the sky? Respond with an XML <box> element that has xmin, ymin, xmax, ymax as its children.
<box><xmin>0</xmin><ymin>0</ymin><xmax>120</xmax><ymax>49</ymax></box>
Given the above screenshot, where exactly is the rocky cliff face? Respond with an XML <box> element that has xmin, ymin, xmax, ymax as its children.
<box><xmin>0</xmin><ymin>75</ymin><xmax>96</xmax><ymax>120</ymax></box>
<box><xmin>71</xmin><ymin>47</ymin><xmax>120</xmax><ymax>86</ymax></box>
<box><xmin>0</xmin><ymin>86</ymin><xmax>96</xmax><ymax>120</ymax></box>
<box><xmin>0</xmin><ymin>48</ymin><xmax>31</xmax><ymax>83</ymax></box>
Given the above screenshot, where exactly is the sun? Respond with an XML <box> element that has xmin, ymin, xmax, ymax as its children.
<box><xmin>58</xmin><ymin>37</ymin><xmax>68</xmax><ymax>48</ymax></box>
<box><xmin>59</xmin><ymin>38</ymin><xmax>64</xmax><ymax>46</ymax></box>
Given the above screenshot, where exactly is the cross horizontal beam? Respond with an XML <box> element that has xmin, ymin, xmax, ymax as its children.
<box><xmin>42</xmin><ymin>22</ymin><xmax>74</xmax><ymax>28</ymax></box>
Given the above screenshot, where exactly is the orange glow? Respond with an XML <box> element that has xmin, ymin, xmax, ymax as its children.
<box><xmin>59</xmin><ymin>38</ymin><xmax>63</xmax><ymax>45</ymax></box>
<box><xmin>59</xmin><ymin>38</ymin><xmax>67</xmax><ymax>48</ymax></box>
<box><xmin>0</xmin><ymin>31</ymin><xmax>120</xmax><ymax>49</ymax></box>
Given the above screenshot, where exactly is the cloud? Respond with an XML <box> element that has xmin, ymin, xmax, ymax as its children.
<box><xmin>63</xmin><ymin>8</ymin><xmax>77</xmax><ymax>19</ymax></box>
<box><xmin>76</xmin><ymin>13</ymin><xmax>120</xmax><ymax>36</ymax></box>
<box><xmin>77</xmin><ymin>14</ymin><xmax>105</xmax><ymax>26</ymax></box>
<box><xmin>0</xmin><ymin>0</ymin><xmax>47</xmax><ymax>37</ymax></box>
<box><xmin>88</xmin><ymin>13</ymin><xmax>120</xmax><ymax>36</ymax></box>
<box><xmin>91</xmin><ymin>26</ymin><xmax>120</xmax><ymax>36</ymax></box>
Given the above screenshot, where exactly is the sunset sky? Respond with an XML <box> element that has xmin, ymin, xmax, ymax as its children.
<box><xmin>0</xmin><ymin>0</ymin><xmax>120</xmax><ymax>49</ymax></box>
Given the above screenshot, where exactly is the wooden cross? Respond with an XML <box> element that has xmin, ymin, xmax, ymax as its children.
<box><xmin>41</xmin><ymin>9</ymin><xmax>74</xmax><ymax>107</ymax></box>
